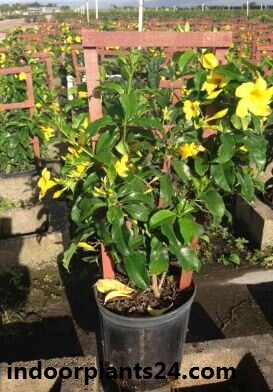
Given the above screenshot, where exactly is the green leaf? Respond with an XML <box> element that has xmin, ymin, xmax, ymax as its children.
<box><xmin>215</xmin><ymin>133</ymin><xmax>235</xmax><ymax>164</ymax></box>
<box><xmin>216</xmin><ymin>64</ymin><xmax>244</xmax><ymax>81</ymax></box>
<box><xmin>72</xmin><ymin>112</ymin><xmax>88</xmax><ymax>129</ymax></box>
<box><xmin>112</xmin><ymin>220</ymin><xmax>130</xmax><ymax>256</ymax></box>
<box><xmin>107</xmin><ymin>206</ymin><xmax>124</xmax><ymax>225</ymax></box>
<box><xmin>128</xmin><ymin>234</ymin><xmax>143</xmax><ymax>250</ymax></box>
<box><xmin>150</xmin><ymin>210</ymin><xmax>176</xmax><ymax>230</ymax></box>
<box><xmin>95</xmin><ymin>130</ymin><xmax>119</xmax><ymax>154</ymax></box>
<box><xmin>71</xmin><ymin>201</ymin><xmax>81</xmax><ymax>224</ymax></box>
<box><xmin>123</xmin><ymin>204</ymin><xmax>150</xmax><ymax>222</ymax></box>
<box><xmin>85</xmin><ymin>116</ymin><xmax>115</xmax><ymax>139</ymax></box>
<box><xmin>161</xmin><ymin>222</ymin><xmax>200</xmax><ymax>272</ymax></box>
<box><xmin>122</xmin><ymin>192</ymin><xmax>154</xmax><ymax>208</ymax></box>
<box><xmin>63</xmin><ymin>243</ymin><xmax>78</xmax><ymax>270</ymax></box>
<box><xmin>120</xmin><ymin>92</ymin><xmax>138</xmax><ymax>122</ymax></box>
<box><xmin>83</xmin><ymin>172</ymin><xmax>99</xmax><ymax>191</ymax></box>
<box><xmin>229</xmin><ymin>253</ymin><xmax>241</xmax><ymax>265</ymax></box>
<box><xmin>178</xmin><ymin>51</ymin><xmax>196</xmax><ymax>74</ymax></box>
<box><xmin>194</xmin><ymin>70</ymin><xmax>207</xmax><ymax>91</ymax></box>
<box><xmin>231</xmin><ymin>114</ymin><xmax>242</xmax><ymax>130</ymax></box>
<box><xmin>124</xmin><ymin>251</ymin><xmax>150</xmax><ymax>289</ymax></box>
<box><xmin>194</xmin><ymin>155</ymin><xmax>209</xmax><ymax>176</ymax></box>
<box><xmin>200</xmin><ymin>189</ymin><xmax>225</xmax><ymax>218</ymax></box>
<box><xmin>80</xmin><ymin>198</ymin><xmax>106</xmax><ymax>220</ymax></box>
<box><xmin>149</xmin><ymin>241</ymin><xmax>169</xmax><ymax>275</ymax></box>
<box><xmin>211</xmin><ymin>162</ymin><xmax>234</xmax><ymax>192</ymax></box>
<box><xmin>178</xmin><ymin>215</ymin><xmax>198</xmax><ymax>245</ymax></box>
<box><xmin>160</xmin><ymin>174</ymin><xmax>172</xmax><ymax>207</ymax></box>
<box><xmin>103</xmin><ymin>82</ymin><xmax>125</xmax><ymax>94</ymax></box>
<box><xmin>132</xmin><ymin>117</ymin><xmax>164</xmax><ymax>132</ymax></box>
<box><xmin>236</xmin><ymin>170</ymin><xmax>254</xmax><ymax>203</ymax></box>
<box><xmin>172</xmin><ymin>159</ymin><xmax>191</xmax><ymax>182</ymax></box>
<box><xmin>176</xmin><ymin>247</ymin><xmax>201</xmax><ymax>272</ymax></box>
<box><xmin>246</xmin><ymin>134</ymin><xmax>267</xmax><ymax>172</ymax></box>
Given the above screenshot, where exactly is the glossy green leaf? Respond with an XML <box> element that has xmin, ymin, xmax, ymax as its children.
<box><xmin>160</xmin><ymin>174</ymin><xmax>172</xmax><ymax>207</ymax></box>
<box><xmin>150</xmin><ymin>210</ymin><xmax>176</xmax><ymax>230</ymax></box>
<box><xmin>215</xmin><ymin>133</ymin><xmax>235</xmax><ymax>164</ymax></box>
<box><xmin>149</xmin><ymin>238</ymin><xmax>168</xmax><ymax>275</ymax></box>
<box><xmin>107</xmin><ymin>206</ymin><xmax>124</xmax><ymax>225</ymax></box>
<box><xmin>211</xmin><ymin>162</ymin><xmax>234</xmax><ymax>192</ymax></box>
<box><xmin>111</xmin><ymin>220</ymin><xmax>130</xmax><ymax>256</ymax></box>
<box><xmin>200</xmin><ymin>189</ymin><xmax>225</xmax><ymax>218</ymax></box>
<box><xmin>178</xmin><ymin>51</ymin><xmax>196</xmax><ymax>74</ymax></box>
<box><xmin>236</xmin><ymin>170</ymin><xmax>254</xmax><ymax>203</ymax></box>
<box><xmin>172</xmin><ymin>159</ymin><xmax>191</xmax><ymax>182</ymax></box>
<box><xmin>85</xmin><ymin>116</ymin><xmax>115</xmax><ymax>139</ymax></box>
<box><xmin>124</xmin><ymin>251</ymin><xmax>150</xmax><ymax>289</ymax></box>
<box><xmin>120</xmin><ymin>92</ymin><xmax>138</xmax><ymax>122</ymax></box>
<box><xmin>178</xmin><ymin>215</ymin><xmax>198</xmax><ymax>245</ymax></box>
<box><xmin>124</xmin><ymin>204</ymin><xmax>150</xmax><ymax>222</ymax></box>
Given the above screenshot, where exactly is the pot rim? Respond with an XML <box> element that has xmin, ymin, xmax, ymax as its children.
<box><xmin>94</xmin><ymin>281</ymin><xmax>196</xmax><ymax>327</ymax></box>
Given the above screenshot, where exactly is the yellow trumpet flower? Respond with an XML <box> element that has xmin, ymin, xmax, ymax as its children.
<box><xmin>114</xmin><ymin>155</ymin><xmax>130</xmax><ymax>178</ymax></box>
<box><xmin>177</xmin><ymin>143</ymin><xmax>205</xmax><ymax>160</ymax></box>
<box><xmin>235</xmin><ymin>77</ymin><xmax>273</xmax><ymax>118</ymax></box>
<box><xmin>200</xmin><ymin>53</ymin><xmax>219</xmax><ymax>70</ymax></box>
<box><xmin>38</xmin><ymin>168</ymin><xmax>58</xmax><ymax>200</ymax></box>
<box><xmin>183</xmin><ymin>100</ymin><xmax>201</xmax><ymax>120</ymax></box>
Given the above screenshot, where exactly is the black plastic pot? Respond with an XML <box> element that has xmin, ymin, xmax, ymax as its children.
<box><xmin>95</xmin><ymin>284</ymin><xmax>196</xmax><ymax>391</ymax></box>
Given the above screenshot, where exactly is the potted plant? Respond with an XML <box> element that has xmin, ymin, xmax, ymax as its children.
<box><xmin>39</xmin><ymin>50</ymin><xmax>270</xmax><ymax>390</ymax></box>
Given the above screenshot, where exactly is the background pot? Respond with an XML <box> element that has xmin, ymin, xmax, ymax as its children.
<box><xmin>95</xmin><ymin>284</ymin><xmax>196</xmax><ymax>391</ymax></box>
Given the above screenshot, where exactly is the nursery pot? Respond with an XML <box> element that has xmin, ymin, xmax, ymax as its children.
<box><xmin>95</xmin><ymin>283</ymin><xmax>195</xmax><ymax>391</ymax></box>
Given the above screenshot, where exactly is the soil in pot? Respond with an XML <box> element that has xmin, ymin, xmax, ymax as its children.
<box><xmin>97</xmin><ymin>273</ymin><xmax>193</xmax><ymax>317</ymax></box>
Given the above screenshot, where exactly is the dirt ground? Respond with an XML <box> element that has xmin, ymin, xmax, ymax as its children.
<box><xmin>0</xmin><ymin>18</ymin><xmax>36</xmax><ymax>42</ymax></box>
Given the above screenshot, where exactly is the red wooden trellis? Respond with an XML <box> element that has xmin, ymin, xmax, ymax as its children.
<box><xmin>0</xmin><ymin>46</ymin><xmax>55</xmax><ymax>90</ymax></box>
<box><xmin>0</xmin><ymin>66</ymin><xmax>40</xmax><ymax>167</ymax></box>
<box><xmin>82</xmin><ymin>30</ymin><xmax>233</xmax><ymax>290</ymax></box>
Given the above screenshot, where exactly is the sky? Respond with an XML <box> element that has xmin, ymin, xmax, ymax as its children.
<box><xmin>3</xmin><ymin>0</ymin><xmax>273</xmax><ymax>7</ymax></box>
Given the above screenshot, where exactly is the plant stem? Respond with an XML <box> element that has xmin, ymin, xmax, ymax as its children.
<box><xmin>152</xmin><ymin>274</ymin><xmax>160</xmax><ymax>298</ymax></box>
<box><xmin>158</xmin><ymin>272</ymin><xmax>167</xmax><ymax>291</ymax></box>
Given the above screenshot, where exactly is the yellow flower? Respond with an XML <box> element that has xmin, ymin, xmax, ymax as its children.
<box><xmin>239</xmin><ymin>146</ymin><xmax>248</xmax><ymax>152</ymax></box>
<box><xmin>64</xmin><ymin>146</ymin><xmax>83</xmax><ymax>163</ymax></box>
<box><xmin>78</xmin><ymin>91</ymin><xmax>88</xmax><ymax>99</ymax></box>
<box><xmin>75</xmin><ymin>36</ymin><xmax>81</xmax><ymax>43</ymax></box>
<box><xmin>177</xmin><ymin>143</ymin><xmax>205</xmax><ymax>160</ymax></box>
<box><xmin>40</xmin><ymin>126</ymin><xmax>55</xmax><ymax>141</ymax></box>
<box><xmin>114</xmin><ymin>155</ymin><xmax>130</xmax><ymax>178</ymax></box>
<box><xmin>183</xmin><ymin>100</ymin><xmax>200</xmax><ymax>120</ymax></box>
<box><xmin>77</xmin><ymin>242</ymin><xmax>95</xmax><ymax>251</ymax></box>
<box><xmin>200</xmin><ymin>53</ymin><xmax>219</xmax><ymax>70</ymax></box>
<box><xmin>82</xmin><ymin>117</ymin><xmax>89</xmax><ymax>129</ymax></box>
<box><xmin>0</xmin><ymin>53</ymin><xmax>6</xmax><ymax>65</ymax></box>
<box><xmin>35</xmin><ymin>103</ymin><xmax>42</xmax><ymax>109</ymax></box>
<box><xmin>18</xmin><ymin>72</ymin><xmax>26</xmax><ymax>81</ymax></box>
<box><xmin>37</xmin><ymin>168</ymin><xmax>58</xmax><ymax>200</ymax></box>
<box><xmin>69</xmin><ymin>163</ymin><xmax>89</xmax><ymax>178</ymax></box>
<box><xmin>66</xmin><ymin>36</ymin><xmax>73</xmax><ymax>44</ymax></box>
<box><xmin>202</xmin><ymin>70</ymin><xmax>228</xmax><ymax>95</ymax></box>
<box><xmin>235</xmin><ymin>77</ymin><xmax>273</xmax><ymax>118</ymax></box>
